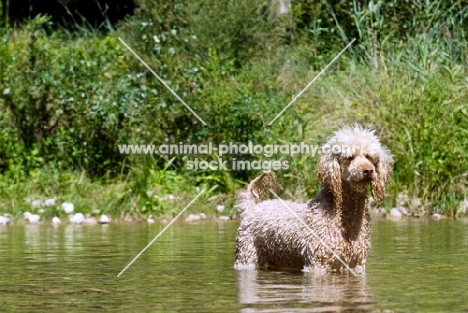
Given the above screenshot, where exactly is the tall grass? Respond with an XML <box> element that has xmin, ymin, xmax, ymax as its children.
<box><xmin>0</xmin><ymin>1</ymin><xmax>467</xmax><ymax>218</ymax></box>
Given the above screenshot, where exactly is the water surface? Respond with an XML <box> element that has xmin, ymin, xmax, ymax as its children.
<box><xmin>1</xmin><ymin>219</ymin><xmax>467</xmax><ymax>312</ymax></box>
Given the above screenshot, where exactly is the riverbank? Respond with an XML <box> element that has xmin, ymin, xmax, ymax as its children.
<box><xmin>1</xmin><ymin>2</ymin><xmax>467</xmax><ymax>219</ymax></box>
<box><xmin>1</xmin><ymin>171</ymin><xmax>467</xmax><ymax>226</ymax></box>
<box><xmin>1</xmin><ymin>206</ymin><xmax>464</xmax><ymax>227</ymax></box>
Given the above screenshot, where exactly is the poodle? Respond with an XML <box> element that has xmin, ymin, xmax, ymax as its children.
<box><xmin>234</xmin><ymin>124</ymin><xmax>393</xmax><ymax>273</ymax></box>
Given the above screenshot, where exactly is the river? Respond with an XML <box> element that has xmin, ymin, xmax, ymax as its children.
<box><xmin>1</xmin><ymin>218</ymin><xmax>467</xmax><ymax>312</ymax></box>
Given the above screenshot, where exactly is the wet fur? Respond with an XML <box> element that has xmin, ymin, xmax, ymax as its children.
<box><xmin>234</xmin><ymin>124</ymin><xmax>393</xmax><ymax>273</ymax></box>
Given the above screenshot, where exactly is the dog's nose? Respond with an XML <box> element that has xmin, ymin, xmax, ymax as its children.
<box><xmin>363</xmin><ymin>168</ymin><xmax>374</xmax><ymax>176</ymax></box>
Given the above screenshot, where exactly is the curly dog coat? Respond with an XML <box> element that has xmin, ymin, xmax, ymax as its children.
<box><xmin>234</xmin><ymin>124</ymin><xmax>393</xmax><ymax>273</ymax></box>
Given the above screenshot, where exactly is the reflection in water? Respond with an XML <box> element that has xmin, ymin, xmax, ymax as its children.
<box><xmin>237</xmin><ymin>270</ymin><xmax>372</xmax><ymax>312</ymax></box>
<box><xmin>64</xmin><ymin>224</ymin><xmax>85</xmax><ymax>253</ymax></box>
<box><xmin>1</xmin><ymin>220</ymin><xmax>468</xmax><ymax>312</ymax></box>
<box><xmin>24</xmin><ymin>224</ymin><xmax>41</xmax><ymax>249</ymax></box>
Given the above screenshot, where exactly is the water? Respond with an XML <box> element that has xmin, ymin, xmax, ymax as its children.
<box><xmin>1</xmin><ymin>219</ymin><xmax>467</xmax><ymax>312</ymax></box>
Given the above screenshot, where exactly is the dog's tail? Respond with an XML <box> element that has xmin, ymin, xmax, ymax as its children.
<box><xmin>235</xmin><ymin>171</ymin><xmax>280</xmax><ymax>213</ymax></box>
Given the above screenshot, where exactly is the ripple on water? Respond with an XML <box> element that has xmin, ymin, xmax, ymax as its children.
<box><xmin>0</xmin><ymin>220</ymin><xmax>467</xmax><ymax>312</ymax></box>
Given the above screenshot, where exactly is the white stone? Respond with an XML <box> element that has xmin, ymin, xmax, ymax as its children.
<box><xmin>410</xmin><ymin>197</ymin><xmax>422</xmax><ymax>210</ymax></box>
<box><xmin>390</xmin><ymin>208</ymin><xmax>403</xmax><ymax>217</ymax></box>
<box><xmin>0</xmin><ymin>215</ymin><xmax>10</xmax><ymax>225</ymax></box>
<box><xmin>397</xmin><ymin>206</ymin><xmax>408</xmax><ymax>216</ymax></box>
<box><xmin>432</xmin><ymin>213</ymin><xmax>441</xmax><ymax>219</ymax></box>
<box><xmin>167</xmin><ymin>194</ymin><xmax>175</xmax><ymax>200</ymax></box>
<box><xmin>460</xmin><ymin>199</ymin><xmax>468</xmax><ymax>215</ymax></box>
<box><xmin>219</xmin><ymin>216</ymin><xmax>230</xmax><ymax>221</ymax></box>
<box><xmin>70</xmin><ymin>213</ymin><xmax>85</xmax><ymax>224</ymax></box>
<box><xmin>147</xmin><ymin>218</ymin><xmax>155</xmax><ymax>224</ymax></box>
<box><xmin>199</xmin><ymin>213</ymin><xmax>207</xmax><ymax>219</ymax></box>
<box><xmin>62</xmin><ymin>202</ymin><xmax>74</xmax><ymax>214</ymax></box>
<box><xmin>277</xmin><ymin>0</ymin><xmax>291</xmax><ymax>15</ymax></box>
<box><xmin>52</xmin><ymin>216</ymin><xmax>61</xmax><ymax>225</ymax></box>
<box><xmin>185</xmin><ymin>214</ymin><xmax>201</xmax><ymax>222</ymax></box>
<box><xmin>216</xmin><ymin>205</ymin><xmax>225</xmax><ymax>213</ymax></box>
<box><xmin>84</xmin><ymin>217</ymin><xmax>97</xmax><ymax>225</ymax></box>
<box><xmin>44</xmin><ymin>198</ymin><xmax>56</xmax><ymax>207</ymax></box>
<box><xmin>23</xmin><ymin>211</ymin><xmax>32</xmax><ymax>220</ymax></box>
<box><xmin>99</xmin><ymin>214</ymin><xmax>110</xmax><ymax>224</ymax></box>
<box><xmin>397</xmin><ymin>192</ymin><xmax>409</xmax><ymax>207</ymax></box>
<box><xmin>28</xmin><ymin>214</ymin><xmax>40</xmax><ymax>224</ymax></box>
<box><xmin>31</xmin><ymin>200</ymin><xmax>42</xmax><ymax>208</ymax></box>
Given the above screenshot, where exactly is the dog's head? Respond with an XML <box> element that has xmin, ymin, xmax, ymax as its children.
<box><xmin>316</xmin><ymin>124</ymin><xmax>394</xmax><ymax>209</ymax></box>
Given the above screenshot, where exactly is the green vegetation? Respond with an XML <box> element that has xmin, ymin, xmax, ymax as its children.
<box><xmin>0</xmin><ymin>0</ymin><xmax>467</xmax><ymax>220</ymax></box>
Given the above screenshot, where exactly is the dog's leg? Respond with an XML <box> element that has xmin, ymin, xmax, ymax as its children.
<box><xmin>234</xmin><ymin>230</ymin><xmax>259</xmax><ymax>270</ymax></box>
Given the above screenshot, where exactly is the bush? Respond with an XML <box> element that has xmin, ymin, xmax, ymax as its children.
<box><xmin>0</xmin><ymin>1</ymin><xmax>467</xmax><ymax>216</ymax></box>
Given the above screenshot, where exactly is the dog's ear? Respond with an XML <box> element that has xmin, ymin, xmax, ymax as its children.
<box><xmin>371</xmin><ymin>147</ymin><xmax>394</xmax><ymax>202</ymax></box>
<box><xmin>317</xmin><ymin>152</ymin><xmax>342</xmax><ymax>209</ymax></box>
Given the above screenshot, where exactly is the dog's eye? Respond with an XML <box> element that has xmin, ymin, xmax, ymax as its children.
<box><xmin>347</xmin><ymin>156</ymin><xmax>354</xmax><ymax>160</ymax></box>
<box><xmin>365</xmin><ymin>154</ymin><xmax>370</xmax><ymax>159</ymax></box>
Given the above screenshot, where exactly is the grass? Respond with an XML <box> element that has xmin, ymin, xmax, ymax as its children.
<box><xmin>0</xmin><ymin>1</ymin><xmax>467</xmax><ymax>221</ymax></box>
<box><xmin>0</xmin><ymin>168</ymin><xmax>236</xmax><ymax>222</ymax></box>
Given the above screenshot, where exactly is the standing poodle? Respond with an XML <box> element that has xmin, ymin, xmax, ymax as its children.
<box><xmin>234</xmin><ymin>124</ymin><xmax>393</xmax><ymax>273</ymax></box>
